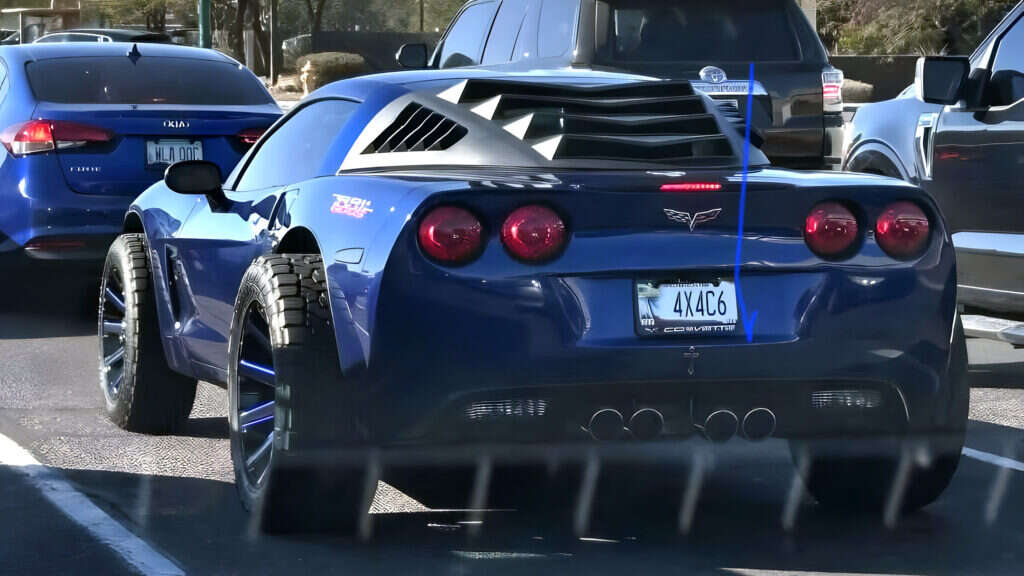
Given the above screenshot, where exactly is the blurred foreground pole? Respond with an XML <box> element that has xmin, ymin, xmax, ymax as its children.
<box><xmin>270</xmin><ymin>0</ymin><xmax>280</xmax><ymax>84</ymax></box>
<box><xmin>198</xmin><ymin>0</ymin><xmax>211</xmax><ymax>48</ymax></box>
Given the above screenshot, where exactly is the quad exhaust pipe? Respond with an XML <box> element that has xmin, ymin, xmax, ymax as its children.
<box><xmin>587</xmin><ymin>405</ymin><xmax>773</xmax><ymax>443</ymax></box>
<box><xmin>588</xmin><ymin>408</ymin><xmax>666</xmax><ymax>441</ymax></box>
<box><xmin>699</xmin><ymin>407</ymin><xmax>776</xmax><ymax>443</ymax></box>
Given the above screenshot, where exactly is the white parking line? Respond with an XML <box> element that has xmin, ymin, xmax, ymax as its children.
<box><xmin>0</xmin><ymin>432</ymin><xmax>184</xmax><ymax>576</ymax></box>
<box><xmin>963</xmin><ymin>446</ymin><xmax>1024</xmax><ymax>472</ymax></box>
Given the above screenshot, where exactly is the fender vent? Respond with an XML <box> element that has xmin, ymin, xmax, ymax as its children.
<box><xmin>364</xmin><ymin>103</ymin><xmax>467</xmax><ymax>154</ymax></box>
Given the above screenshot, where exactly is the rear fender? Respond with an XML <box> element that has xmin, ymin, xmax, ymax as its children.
<box><xmin>277</xmin><ymin>175</ymin><xmax>444</xmax><ymax>377</ymax></box>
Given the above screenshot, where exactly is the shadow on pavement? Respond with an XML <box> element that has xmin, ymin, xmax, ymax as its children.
<box><xmin>0</xmin><ymin>263</ymin><xmax>100</xmax><ymax>339</ymax></box>
<box><xmin>177</xmin><ymin>416</ymin><xmax>230</xmax><ymax>440</ymax></box>
<box><xmin>48</xmin><ymin>434</ymin><xmax>1023</xmax><ymax>576</ymax></box>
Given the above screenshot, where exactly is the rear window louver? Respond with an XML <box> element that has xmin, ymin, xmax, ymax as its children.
<box><xmin>364</xmin><ymin>103</ymin><xmax>467</xmax><ymax>154</ymax></box>
<box><xmin>439</xmin><ymin>79</ymin><xmax>737</xmax><ymax>165</ymax></box>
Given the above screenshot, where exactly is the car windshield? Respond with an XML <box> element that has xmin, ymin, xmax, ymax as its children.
<box><xmin>26</xmin><ymin>56</ymin><xmax>273</xmax><ymax>105</ymax></box>
<box><xmin>594</xmin><ymin>0</ymin><xmax>801</xmax><ymax>63</ymax></box>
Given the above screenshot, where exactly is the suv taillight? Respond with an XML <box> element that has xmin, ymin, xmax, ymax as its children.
<box><xmin>1</xmin><ymin>119</ymin><xmax>112</xmax><ymax>156</ymax></box>
<box><xmin>822</xmin><ymin>69</ymin><xmax>844</xmax><ymax>114</ymax></box>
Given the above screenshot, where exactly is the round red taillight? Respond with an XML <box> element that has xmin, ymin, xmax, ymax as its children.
<box><xmin>805</xmin><ymin>201</ymin><xmax>859</xmax><ymax>258</ymax></box>
<box><xmin>876</xmin><ymin>201</ymin><xmax>930</xmax><ymax>259</ymax></box>
<box><xmin>417</xmin><ymin>205</ymin><xmax>484</xmax><ymax>264</ymax></box>
<box><xmin>501</xmin><ymin>205</ymin><xmax>567</xmax><ymax>262</ymax></box>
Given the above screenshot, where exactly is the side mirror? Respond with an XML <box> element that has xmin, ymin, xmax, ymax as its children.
<box><xmin>165</xmin><ymin>160</ymin><xmax>227</xmax><ymax>207</ymax></box>
<box><xmin>916</xmin><ymin>56</ymin><xmax>970</xmax><ymax>105</ymax></box>
<box><xmin>396</xmin><ymin>43</ymin><xmax>428</xmax><ymax>69</ymax></box>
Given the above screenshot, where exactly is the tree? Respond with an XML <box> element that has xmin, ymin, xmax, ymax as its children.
<box><xmin>231</xmin><ymin>0</ymin><xmax>269</xmax><ymax>74</ymax></box>
<box><xmin>819</xmin><ymin>0</ymin><xmax>1018</xmax><ymax>55</ymax></box>
<box><xmin>88</xmin><ymin>0</ymin><xmax>196</xmax><ymax>31</ymax></box>
<box><xmin>304</xmin><ymin>0</ymin><xmax>328</xmax><ymax>40</ymax></box>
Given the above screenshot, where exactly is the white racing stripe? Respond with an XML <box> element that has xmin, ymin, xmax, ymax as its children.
<box><xmin>0</xmin><ymin>432</ymin><xmax>184</xmax><ymax>576</ymax></box>
<box><xmin>963</xmin><ymin>446</ymin><xmax>1024</xmax><ymax>472</ymax></box>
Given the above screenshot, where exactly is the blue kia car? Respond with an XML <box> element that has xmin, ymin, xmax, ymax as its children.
<box><xmin>0</xmin><ymin>42</ymin><xmax>280</xmax><ymax>263</ymax></box>
<box><xmin>98</xmin><ymin>68</ymin><xmax>967</xmax><ymax>531</ymax></box>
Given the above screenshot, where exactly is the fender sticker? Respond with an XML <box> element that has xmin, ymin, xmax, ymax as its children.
<box><xmin>331</xmin><ymin>194</ymin><xmax>374</xmax><ymax>218</ymax></box>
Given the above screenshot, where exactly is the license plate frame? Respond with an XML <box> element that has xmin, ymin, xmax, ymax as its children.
<box><xmin>145</xmin><ymin>139</ymin><xmax>203</xmax><ymax>168</ymax></box>
<box><xmin>635</xmin><ymin>280</ymin><xmax>739</xmax><ymax>337</ymax></box>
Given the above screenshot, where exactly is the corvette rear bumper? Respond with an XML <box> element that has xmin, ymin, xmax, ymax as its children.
<box><xmin>343</xmin><ymin>269</ymin><xmax>961</xmax><ymax>447</ymax></box>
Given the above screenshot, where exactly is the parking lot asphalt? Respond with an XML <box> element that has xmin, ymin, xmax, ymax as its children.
<box><xmin>1</xmin><ymin>272</ymin><xmax>1022</xmax><ymax>575</ymax></box>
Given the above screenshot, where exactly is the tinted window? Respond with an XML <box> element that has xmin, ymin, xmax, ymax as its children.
<box><xmin>538</xmin><ymin>0</ymin><xmax>578</xmax><ymax>58</ymax></box>
<box><xmin>26</xmin><ymin>57</ymin><xmax>273</xmax><ymax>105</ymax></box>
<box><xmin>439</xmin><ymin>2</ymin><xmax>498</xmax><ymax>68</ymax></box>
<box><xmin>235</xmin><ymin>99</ymin><xmax>357</xmax><ymax>192</ymax></box>
<box><xmin>990</xmin><ymin>17</ymin><xmax>1024</xmax><ymax>106</ymax></box>
<box><xmin>483</xmin><ymin>0</ymin><xmax>531</xmax><ymax>65</ymax></box>
<box><xmin>593</xmin><ymin>0</ymin><xmax>800</xmax><ymax>63</ymax></box>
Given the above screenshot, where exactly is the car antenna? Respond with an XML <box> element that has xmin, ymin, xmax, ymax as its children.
<box><xmin>127</xmin><ymin>43</ymin><xmax>142</xmax><ymax>65</ymax></box>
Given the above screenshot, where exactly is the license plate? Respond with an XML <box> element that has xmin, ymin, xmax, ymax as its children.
<box><xmin>636</xmin><ymin>281</ymin><xmax>738</xmax><ymax>336</ymax></box>
<box><xmin>146</xmin><ymin>139</ymin><xmax>203</xmax><ymax>167</ymax></box>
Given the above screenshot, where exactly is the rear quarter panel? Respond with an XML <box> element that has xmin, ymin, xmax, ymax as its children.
<box><xmin>273</xmin><ymin>174</ymin><xmax>441</xmax><ymax>378</ymax></box>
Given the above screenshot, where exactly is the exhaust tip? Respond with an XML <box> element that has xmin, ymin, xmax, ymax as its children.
<box><xmin>589</xmin><ymin>408</ymin><xmax>624</xmax><ymax>441</ymax></box>
<box><xmin>703</xmin><ymin>410</ymin><xmax>738</xmax><ymax>443</ymax></box>
<box><xmin>628</xmin><ymin>408</ymin><xmax>664</xmax><ymax>441</ymax></box>
<box><xmin>742</xmin><ymin>408</ymin><xmax>776</xmax><ymax>441</ymax></box>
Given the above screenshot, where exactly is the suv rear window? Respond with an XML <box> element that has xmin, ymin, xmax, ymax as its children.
<box><xmin>594</xmin><ymin>0</ymin><xmax>801</xmax><ymax>63</ymax></box>
<box><xmin>26</xmin><ymin>56</ymin><xmax>273</xmax><ymax>105</ymax></box>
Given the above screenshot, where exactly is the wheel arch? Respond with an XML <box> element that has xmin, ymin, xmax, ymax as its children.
<box><xmin>844</xmin><ymin>141</ymin><xmax>912</xmax><ymax>181</ymax></box>
<box><xmin>275</xmin><ymin>226</ymin><xmax>322</xmax><ymax>256</ymax></box>
<box><xmin>122</xmin><ymin>210</ymin><xmax>145</xmax><ymax>234</ymax></box>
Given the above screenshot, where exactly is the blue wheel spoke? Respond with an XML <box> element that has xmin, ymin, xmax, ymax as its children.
<box><xmin>239</xmin><ymin>359</ymin><xmax>275</xmax><ymax>387</ymax></box>
<box><xmin>102</xmin><ymin>321</ymin><xmax>124</xmax><ymax>335</ymax></box>
<box><xmin>246</xmin><ymin>432</ymin><xmax>274</xmax><ymax>470</ymax></box>
<box><xmin>105</xmin><ymin>287</ymin><xmax>125</xmax><ymax>314</ymax></box>
<box><xmin>103</xmin><ymin>347</ymin><xmax>125</xmax><ymax>367</ymax></box>
<box><xmin>240</xmin><ymin>400</ymin><xmax>274</xmax><ymax>429</ymax></box>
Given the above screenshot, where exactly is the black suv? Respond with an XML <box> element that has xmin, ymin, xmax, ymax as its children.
<box><xmin>398</xmin><ymin>0</ymin><xmax>845</xmax><ymax>169</ymax></box>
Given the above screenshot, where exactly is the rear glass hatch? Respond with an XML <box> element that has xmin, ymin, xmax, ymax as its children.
<box><xmin>26</xmin><ymin>55</ymin><xmax>280</xmax><ymax>196</ymax></box>
<box><xmin>591</xmin><ymin>0</ymin><xmax>828</xmax><ymax>139</ymax></box>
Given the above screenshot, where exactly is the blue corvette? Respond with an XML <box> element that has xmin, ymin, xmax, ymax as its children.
<box><xmin>0</xmin><ymin>42</ymin><xmax>279</xmax><ymax>262</ymax></box>
<box><xmin>99</xmin><ymin>68</ymin><xmax>967</xmax><ymax>531</ymax></box>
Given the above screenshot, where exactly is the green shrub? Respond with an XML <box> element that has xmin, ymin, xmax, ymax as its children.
<box><xmin>297</xmin><ymin>52</ymin><xmax>371</xmax><ymax>93</ymax></box>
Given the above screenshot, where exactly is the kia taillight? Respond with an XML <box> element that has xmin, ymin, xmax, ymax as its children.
<box><xmin>237</xmin><ymin>127</ymin><xmax>265</xmax><ymax>146</ymax></box>
<box><xmin>822</xmin><ymin>69</ymin><xmax>844</xmax><ymax>114</ymax></box>
<box><xmin>876</xmin><ymin>201</ymin><xmax>930</xmax><ymax>260</ymax></box>
<box><xmin>501</xmin><ymin>205</ymin><xmax>567</xmax><ymax>262</ymax></box>
<box><xmin>1</xmin><ymin>120</ymin><xmax>112</xmax><ymax>156</ymax></box>
<box><xmin>417</xmin><ymin>205</ymin><xmax>484</xmax><ymax>264</ymax></box>
<box><xmin>805</xmin><ymin>201</ymin><xmax>859</xmax><ymax>258</ymax></box>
